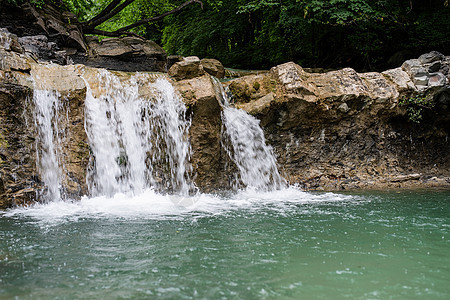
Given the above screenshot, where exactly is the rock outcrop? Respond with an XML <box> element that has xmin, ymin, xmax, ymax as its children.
<box><xmin>168</xmin><ymin>56</ymin><xmax>226</xmax><ymax>80</ymax></box>
<box><xmin>1</xmin><ymin>38</ymin><xmax>449</xmax><ymax>208</ymax></box>
<box><xmin>168</xmin><ymin>56</ymin><xmax>205</xmax><ymax>80</ymax></box>
<box><xmin>200</xmin><ymin>58</ymin><xmax>225</xmax><ymax>79</ymax></box>
<box><xmin>72</xmin><ymin>36</ymin><xmax>167</xmax><ymax>72</ymax></box>
<box><xmin>227</xmin><ymin>55</ymin><xmax>449</xmax><ymax>190</ymax></box>
<box><xmin>0</xmin><ymin>2</ymin><xmax>169</xmax><ymax>72</ymax></box>
<box><xmin>401</xmin><ymin>51</ymin><xmax>448</xmax><ymax>90</ymax></box>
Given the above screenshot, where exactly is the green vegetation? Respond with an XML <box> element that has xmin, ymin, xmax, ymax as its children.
<box><xmin>6</xmin><ymin>0</ymin><xmax>450</xmax><ymax>71</ymax></box>
<box><xmin>399</xmin><ymin>93</ymin><xmax>435</xmax><ymax>123</ymax></box>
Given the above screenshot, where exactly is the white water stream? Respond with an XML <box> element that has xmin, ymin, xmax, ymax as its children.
<box><xmin>84</xmin><ymin>71</ymin><xmax>193</xmax><ymax>197</ymax></box>
<box><xmin>214</xmin><ymin>78</ymin><xmax>286</xmax><ymax>191</ymax></box>
<box><xmin>32</xmin><ymin>89</ymin><xmax>62</xmax><ymax>201</ymax></box>
<box><xmin>28</xmin><ymin>69</ymin><xmax>291</xmax><ymax>216</ymax></box>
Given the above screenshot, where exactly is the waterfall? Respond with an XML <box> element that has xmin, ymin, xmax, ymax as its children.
<box><xmin>30</xmin><ymin>67</ymin><xmax>285</xmax><ymax>203</ymax></box>
<box><xmin>214</xmin><ymin>78</ymin><xmax>286</xmax><ymax>191</ymax></box>
<box><xmin>32</xmin><ymin>90</ymin><xmax>62</xmax><ymax>201</ymax></box>
<box><xmin>83</xmin><ymin>70</ymin><xmax>193</xmax><ymax>196</ymax></box>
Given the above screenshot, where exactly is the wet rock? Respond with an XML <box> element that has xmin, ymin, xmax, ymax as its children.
<box><xmin>173</xmin><ymin>75</ymin><xmax>230</xmax><ymax>191</ymax></box>
<box><xmin>168</xmin><ymin>56</ymin><xmax>205</xmax><ymax>81</ymax></box>
<box><xmin>0</xmin><ymin>82</ymin><xmax>39</xmax><ymax>208</ymax></box>
<box><xmin>0</xmin><ymin>48</ymin><xmax>32</xmax><ymax>72</ymax></box>
<box><xmin>201</xmin><ymin>58</ymin><xmax>225</xmax><ymax>79</ymax></box>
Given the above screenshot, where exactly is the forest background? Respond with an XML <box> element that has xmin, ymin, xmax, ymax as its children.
<box><xmin>7</xmin><ymin>0</ymin><xmax>450</xmax><ymax>71</ymax></box>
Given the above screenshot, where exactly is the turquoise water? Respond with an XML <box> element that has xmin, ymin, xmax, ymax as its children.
<box><xmin>1</xmin><ymin>189</ymin><xmax>449</xmax><ymax>299</ymax></box>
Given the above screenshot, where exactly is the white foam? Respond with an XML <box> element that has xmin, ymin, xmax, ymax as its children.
<box><xmin>1</xmin><ymin>187</ymin><xmax>355</xmax><ymax>225</ymax></box>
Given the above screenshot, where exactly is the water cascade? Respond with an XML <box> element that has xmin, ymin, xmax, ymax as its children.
<box><xmin>32</xmin><ymin>89</ymin><xmax>62</xmax><ymax>201</ymax></box>
<box><xmin>214</xmin><ymin>78</ymin><xmax>286</xmax><ymax>191</ymax></box>
<box><xmin>83</xmin><ymin>71</ymin><xmax>193</xmax><ymax>197</ymax></box>
<box><xmin>29</xmin><ymin>68</ymin><xmax>286</xmax><ymax>204</ymax></box>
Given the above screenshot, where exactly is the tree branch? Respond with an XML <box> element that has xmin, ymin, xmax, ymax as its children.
<box><xmin>89</xmin><ymin>0</ymin><xmax>135</xmax><ymax>29</ymax></box>
<box><xmin>114</xmin><ymin>0</ymin><xmax>202</xmax><ymax>34</ymax></box>
<box><xmin>84</xmin><ymin>0</ymin><xmax>203</xmax><ymax>36</ymax></box>
<box><xmin>82</xmin><ymin>0</ymin><xmax>122</xmax><ymax>28</ymax></box>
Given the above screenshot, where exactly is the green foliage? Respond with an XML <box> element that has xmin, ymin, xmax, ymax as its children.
<box><xmin>399</xmin><ymin>93</ymin><xmax>435</xmax><ymax>123</ymax></box>
<box><xmin>7</xmin><ymin>0</ymin><xmax>47</xmax><ymax>7</ymax></box>
<box><xmin>7</xmin><ymin>0</ymin><xmax>449</xmax><ymax>71</ymax></box>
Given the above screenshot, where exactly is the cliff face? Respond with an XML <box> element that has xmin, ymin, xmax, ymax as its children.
<box><xmin>228</xmin><ymin>60</ymin><xmax>449</xmax><ymax>190</ymax></box>
<box><xmin>0</xmin><ymin>26</ymin><xmax>449</xmax><ymax>208</ymax></box>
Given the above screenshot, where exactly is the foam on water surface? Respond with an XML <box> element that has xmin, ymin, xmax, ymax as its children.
<box><xmin>1</xmin><ymin>187</ymin><xmax>355</xmax><ymax>225</ymax></box>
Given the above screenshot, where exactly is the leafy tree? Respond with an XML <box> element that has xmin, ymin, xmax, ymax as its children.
<box><xmin>5</xmin><ymin>0</ymin><xmax>450</xmax><ymax>70</ymax></box>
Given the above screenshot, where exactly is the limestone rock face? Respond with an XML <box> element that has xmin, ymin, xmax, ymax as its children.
<box><xmin>74</xmin><ymin>36</ymin><xmax>167</xmax><ymax>72</ymax></box>
<box><xmin>0</xmin><ymin>48</ymin><xmax>33</xmax><ymax>72</ymax></box>
<box><xmin>226</xmin><ymin>57</ymin><xmax>449</xmax><ymax>191</ymax></box>
<box><xmin>168</xmin><ymin>56</ymin><xmax>205</xmax><ymax>81</ymax></box>
<box><xmin>18</xmin><ymin>35</ymin><xmax>68</xmax><ymax>64</ymax></box>
<box><xmin>200</xmin><ymin>58</ymin><xmax>225</xmax><ymax>78</ymax></box>
<box><xmin>0</xmin><ymin>49</ymin><xmax>231</xmax><ymax>207</ymax></box>
<box><xmin>0</xmin><ymin>82</ymin><xmax>38</xmax><ymax>209</ymax></box>
<box><xmin>0</xmin><ymin>48</ymin><xmax>449</xmax><ymax>207</ymax></box>
<box><xmin>174</xmin><ymin>75</ymin><xmax>230</xmax><ymax>191</ymax></box>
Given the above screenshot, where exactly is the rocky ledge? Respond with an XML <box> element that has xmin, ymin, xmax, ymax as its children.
<box><xmin>0</xmin><ymin>22</ymin><xmax>449</xmax><ymax>208</ymax></box>
<box><xmin>226</xmin><ymin>52</ymin><xmax>449</xmax><ymax>190</ymax></box>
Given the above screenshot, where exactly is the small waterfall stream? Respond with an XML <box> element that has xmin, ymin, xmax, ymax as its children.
<box><xmin>32</xmin><ymin>90</ymin><xmax>62</xmax><ymax>201</ymax></box>
<box><xmin>214</xmin><ymin>78</ymin><xmax>286</xmax><ymax>191</ymax></box>
<box><xmin>83</xmin><ymin>70</ymin><xmax>193</xmax><ymax>197</ymax></box>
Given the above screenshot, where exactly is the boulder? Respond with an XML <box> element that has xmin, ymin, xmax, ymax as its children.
<box><xmin>401</xmin><ymin>52</ymin><xmax>449</xmax><ymax>90</ymax></box>
<box><xmin>74</xmin><ymin>36</ymin><xmax>167</xmax><ymax>72</ymax></box>
<box><xmin>167</xmin><ymin>55</ymin><xmax>183</xmax><ymax>70</ymax></box>
<box><xmin>418</xmin><ymin>51</ymin><xmax>444</xmax><ymax>64</ymax></box>
<box><xmin>168</xmin><ymin>56</ymin><xmax>205</xmax><ymax>81</ymax></box>
<box><xmin>201</xmin><ymin>58</ymin><xmax>225</xmax><ymax>78</ymax></box>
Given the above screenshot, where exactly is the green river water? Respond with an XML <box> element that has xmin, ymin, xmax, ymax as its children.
<box><xmin>1</xmin><ymin>189</ymin><xmax>449</xmax><ymax>299</ymax></box>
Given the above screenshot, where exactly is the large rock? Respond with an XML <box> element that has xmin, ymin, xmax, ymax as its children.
<box><xmin>73</xmin><ymin>36</ymin><xmax>167</xmax><ymax>72</ymax></box>
<box><xmin>168</xmin><ymin>56</ymin><xmax>205</xmax><ymax>80</ymax></box>
<box><xmin>201</xmin><ymin>58</ymin><xmax>225</xmax><ymax>78</ymax></box>
<box><xmin>174</xmin><ymin>75</ymin><xmax>232</xmax><ymax>191</ymax></box>
<box><xmin>18</xmin><ymin>35</ymin><xmax>68</xmax><ymax>64</ymax></box>
<box><xmin>401</xmin><ymin>51</ymin><xmax>449</xmax><ymax>90</ymax></box>
<box><xmin>0</xmin><ymin>1</ymin><xmax>86</xmax><ymax>54</ymax></box>
<box><xmin>0</xmin><ymin>28</ymin><xmax>23</xmax><ymax>53</ymax></box>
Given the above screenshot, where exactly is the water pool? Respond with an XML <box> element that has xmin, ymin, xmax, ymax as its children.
<box><xmin>1</xmin><ymin>189</ymin><xmax>449</xmax><ymax>299</ymax></box>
